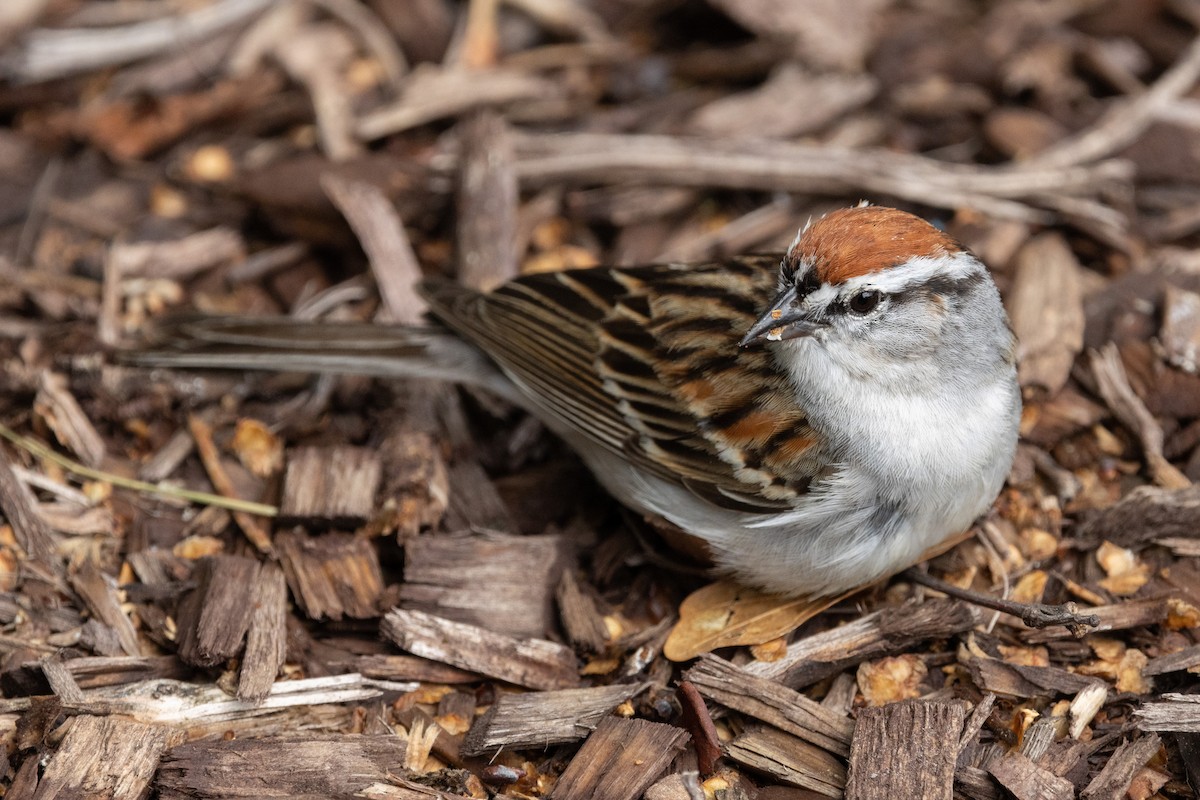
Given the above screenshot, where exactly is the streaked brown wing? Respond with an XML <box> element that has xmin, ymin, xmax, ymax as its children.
<box><xmin>421</xmin><ymin>257</ymin><xmax>822</xmax><ymax>512</ymax></box>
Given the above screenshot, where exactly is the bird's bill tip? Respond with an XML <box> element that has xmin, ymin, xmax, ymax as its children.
<box><xmin>740</xmin><ymin>301</ymin><xmax>824</xmax><ymax>347</ymax></box>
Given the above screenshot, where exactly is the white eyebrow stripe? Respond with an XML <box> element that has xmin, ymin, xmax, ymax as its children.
<box><xmin>833</xmin><ymin>251</ymin><xmax>982</xmax><ymax>296</ymax></box>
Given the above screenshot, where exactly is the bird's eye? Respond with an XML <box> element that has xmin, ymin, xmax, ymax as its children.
<box><xmin>847</xmin><ymin>289</ymin><xmax>882</xmax><ymax>314</ymax></box>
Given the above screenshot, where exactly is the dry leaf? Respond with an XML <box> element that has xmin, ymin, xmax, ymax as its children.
<box><xmin>233</xmin><ymin>418</ymin><xmax>284</xmax><ymax>478</ymax></box>
<box><xmin>1096</xmin><ymin>540</ymin><xmax>1151</xmax><ymax>595</ymax></box>
<box><xmin>172</xmin><ymin>535</ymin><xmax>225</xmax><ymax>560</ymax></box>
<box><xmin>1011</xmin><ymin>570</ymin><xmax>1048</xmax><ymax>604</ymax></box>
<box><xmin>663</xmin><ymin>580</ymin><xmax>842</xmax><ymax>661</ymax></box>
<box><xmin>1166</xmin><ymin>598</ymin><xmax>1200</xmax><ymax>630</ymax></box>
<box><xmin>1019</xmin><ymin>529</ymin><xmax>1058</xmax><ymax>561</ymax></box>
<box><xmin>998</xmin><ymin>644</ymin><xmax>1050</xmax><ymax>667</ymax></box>
<box><xmin>857</xmin><ymin>654</ymin><xmax>927</xmax><ymax>706</ymax></box>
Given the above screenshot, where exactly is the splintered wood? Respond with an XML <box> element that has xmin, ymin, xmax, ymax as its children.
<box><xmin>400</xmin><ymin>531</ymin><xmax>568</xmax><ymax>638</ymax></box>
<box><xmin>36</xmin><ymin>716</ymin><xmax>184</xmax><ymax>800</ymax></box>
<box><xmin>281</xmin><ymin>445</ymin><xmax>382</xmax><ymax>524</ymax></box>
<box><xmin>276</xmin><ymin>529</ymin><xmax>384</xmax><ymax>619</ymax></box>
<box><xmin>462</xmin><ymin>683</ymin><xmax>649</xmax><ymax>755</ymax></box>
<box><xmin>844</xmin><ymin>700</ymin><xmax>965</xmax><ymax>800</ymax></box>
<box><xmin>381</xmin><ymin>608</ymin><xmax>578</xmax><ymax>690</ymax></box>
<box><xmin>156</xmin><ymin>734</ymin><xmax>409</xmax><ymax>799</ymax></box>
<box><xmin>550</xmin><ymin>717</ymin><xmax>690</xmax><ymax>800</ymax></box>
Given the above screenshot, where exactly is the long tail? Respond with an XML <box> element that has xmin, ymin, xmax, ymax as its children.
<box><xmin>123</xmin><ymin>315</ymin><xmax>521</xmax><ymax>403</ymax></box>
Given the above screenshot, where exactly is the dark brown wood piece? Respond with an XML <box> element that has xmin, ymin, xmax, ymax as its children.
<box><xmin>237</xmin><ymin>561</ymin><xmax>288</xmax><ymax>703</ymax></box>
<box><xmin>555</xmin><ymin>569</ymin><xmax>610</xmax><ymax>653</ymax></box>
<box><xmin>844</xmin><ymin>699</ymin><xmax>965</xmax><ymax>800</ymax></box>
<box><xmin>726</xmin><ymin>725</ymin><xmax>846</xmax><ymax>798</ymax></box>
<box><xmin>685</xmin><ymin>654</ymin><xmax>852</xmax><ymax>756</ymax></box>
<box><xmin>1080</xmin><ymin>733</ymin><xmax>1162</xmax><ymax>800</ymax></box>
<box><xmin>549</xmin><ymin>716</ymin><xmax>690</xmax><ymax>800</ymax></box>
<box><xmin>276</xmin><ymin>529</ymin><xmax>384</xmax><ymax>620</ymax></box>
<box><xmin>175</xmin><ymin>554</ymin><xmax>260</xmax><ymax>667</ymax></box>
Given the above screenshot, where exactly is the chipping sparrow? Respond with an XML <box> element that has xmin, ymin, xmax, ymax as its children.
<box><xmin>134</xmin><ymin>205</ymin><xmax>1021</xmax><ymax>597</ymax></box>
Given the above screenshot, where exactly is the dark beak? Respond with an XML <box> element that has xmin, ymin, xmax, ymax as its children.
<box><xmin>739</xmin><ymin>285</ymin><xmax>825</xmax><ymax>347</ymax></box>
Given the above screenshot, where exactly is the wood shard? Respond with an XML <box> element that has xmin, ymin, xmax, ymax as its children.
<box><xmin>1080</xmin><ymin>733</ymin><xmax>1162</xmax><ymax>800</ymax></box>
<box><xmin>237</xmin><ymin>562</ymin><xmax>288</xmax><ymax>703</ymax></box>
<box><xmin>685</xmin><ymin>653</ymin><xmax>853</xmax><ymax>756</ymax></box>
<box><xmin>745</xmin><ymin>600</ymin><xmax>977</xmax><ymax>687</ymax></box>
<box><xmin>987</xmin><ymin>751</ymin><xmax>1075</xmax><ymax>800</ymax></box>
<box><xmin>276</xmin><ymin>529</ymin><xmax>384</xmax><ymax>620</ymax></box>
<box><xmin>463</xmin><ymin>683</ymin><xmax>648</xmax><ymax>755</ymax></box>
<box><xmin>844</xmin><ymin>699</ymin><xmax>965</xmax><ymax>800</ymax></box>
<box><xmin>549</xmin><ymin>716</ymin><xmax>690</xmax><ymax>800</ymax></box>
<box><xmin>281</xmin><ymin>445</ymin><xmax>382</xmax><ymax>524</ymax></box>
<box><xmin>400</xmin><ymin>532</ymin><xmax>568</xmax><ymax>639</ymax></box>
<box><xmin>381</xmin><ymin>608</ymin><xmax>578</xmax><ymax>690</ymax></box>
<box><xmin>70</xmin><ymin>561</ymin><xmax>141</xmax><ymax>657</ymax></box>
<box><xmin>1007</xmin><ymin>232</ymin><xmax>1085</xmax><ymax>395</ymax></box>
<box><xmin>1136</xmin><ymin>693</ymin><xmax>1200</xmax><ymax>732</ymax></box>
<box><xmin>38</xmin><ymin>715</ymin><xmax>184</xmax><ymax>800</ymax></box>
<box><xmin>175</xmin><ymin>555</ymin><xmax>260</xmax><ymax>667</ymax></box>
<box><xmin>726</xmin><ymin>725</ymin><xmax>846</xmax><ymax>797</ymax></box>
<box><xmin>555</xmin><ymin>569</ymin><xmax>610</xmax><ymax>653</ymax></box>
<box><xmin>156</xmin><ymin>734</ymin><xmax>408</xmax><ymax>799</ymax></box>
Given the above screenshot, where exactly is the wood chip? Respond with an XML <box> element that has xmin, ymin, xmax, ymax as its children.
<box><xmin>1007</xmin><ymin>232</ymin><xmax>1085</xmax><ymax>395</ymax></box>
<box><xmin>963</xmin><ymin>653</ymin><xmax>1108</xmax><ymax>698</ymax></box>
<box><xmin>549</xmin><ymin>716</ymin><xmax>690</xmax><ymax>800</ymax></box>
<box><xmin>1090</xmin><ymin>344</ymin><xmax>1191</xmax><ymax>489</ymax></box>
<box><xmin>34</xmin><ymin>371</ymin><xmax>106</xmax><ymax>467</ymax></box>
<box><xmin>276</xmin><ymin>529</ymin><xmax>384</xmax><ymax>620</ymax></box>
<box><xmin>237</xmin><ymin>561</ymin><xmax>287</xmax><ymax>704</ymax></box>
<box><xmin>321</xmin><ymin>174</ymin><xmax>425</xmax><ymax>324</ymax></box>
<box><xmin>462</xmin><ymin>683</ymin><xmax>648</xmax><ymax>755</ymax></box>
<box><xmin>0</xmin><ymin>444</ymin><xmax>60</xmax><ymax>574</ymax></box>
<box><xmin>1161</xmin><ymin>285</ymin><xmax>1200</xmax><ymax>373</ymax></box>
<box><xmin>70</xmin><ymin>561</ymin><xmax>140</xmax><ymax>657</ymax></box>
<box><xmin>175</xmin><ymin>555</ymin><xmax>260</xmax><ymax>667</ymax></box>
<box><xmin>844</xmin><ymin>699</ymin><xmax>964</xmax><ymax>800</ymax></box>
<box><xmin>744</xmin><ymin>600</ymin><xmax>977</xmax><ymax>687</ymax></box>
<box><xmin>456</xmin><ymin>110</ymin><xmax>519</xmax><ymax>291</ymax></box>
<box><xmin>356</xmin><ymin>654</ymin><xmax>480</xmax><ymax>684</ymax></box>
<box><xmin>1136</xmin><ymin>693</ymin><xmax>1200</xmax><ymax>732</ymax></box>
<box><xmin>157</xmin><ymin>733</ymin><xmax>409</xmax><ymax>799</ymax></box>
<box><xmin>689</xmin><ymin>65</ymin><xmax>875</xmax><ymax>139</ymax></box>
<box><xmin>401</xmin><ymin>531</ymin><xmax>568</xmax><ymax>639</ymax></box>
<box><xmin>1075</xmin><ymin>484</ymin><xmax>1200</xmax><ymax>548</ymax></box>
<box><xmin>684</xmin><ymin>654</ymin><xmax>852</xmax><ymax>756</ymax></box>
<box><xmin>988</xmin><ymin>751</ymin><xmax>1074</xmax><ymax>800</ymax></box>
<box><xmin>1080</xmin><ymin>733</ymin><xmax>1162</xmax><ymax>800</ymax></box>
<box><xmin>727</xmin><ymin>725</ymin><xmax>846</xmax><ymax>797</ymax></box>
<box><xmin>381</xmin><ymin>608</ymin><xmax>578</xmax><ymax>691</ymax></box>
<box><xmin>38</xmin><ymin>715</ymin><xmax>184</xmax><ymax>800</ymax></box>
<box><xmin>1143</xmin><ymin>642</ymin><xmax>1200</xmax><ymax>675</ymax></box>
<box><xmin>555</xmin><ymin>569</ymin><xmax>610</xmax><ymax>653</ymax></box>
<box><xmin>280</xmin><ymin>445</ymin><xmax>382</xmax><ymax>525</ymax></box>
<box><xmin>705</xmin><ymin>0</ymin><xmax>889</xmax><ymax>70</ymax></box>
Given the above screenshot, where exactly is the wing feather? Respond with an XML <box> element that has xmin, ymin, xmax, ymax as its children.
<box><xmin>421</xmin><ymin>257</ymin><xmax>822</xmax><ymax>512</ymax></box>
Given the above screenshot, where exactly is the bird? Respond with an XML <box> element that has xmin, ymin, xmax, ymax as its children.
<box><xmin>131</xmin><ymin>205</ymin><xmax>1022</xmax><ymax>598</ymax></box>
